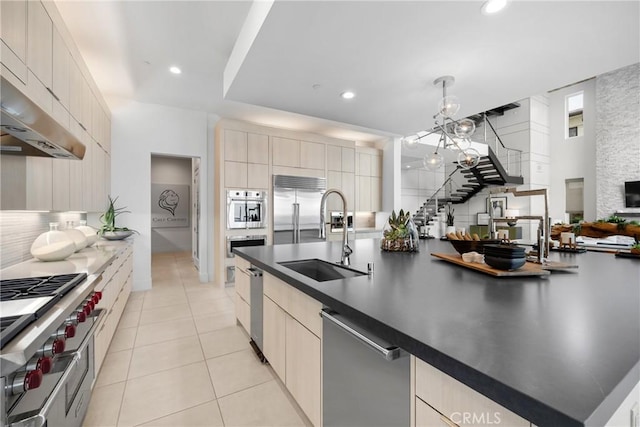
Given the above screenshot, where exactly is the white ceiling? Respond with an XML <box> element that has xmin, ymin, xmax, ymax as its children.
<box><xmin>56</xmin><ymin>1</ymin><xmax>640</xmax><ymax>144</ymax></box>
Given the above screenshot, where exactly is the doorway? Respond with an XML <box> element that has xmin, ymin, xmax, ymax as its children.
<box><xmin>150</xmin><ymin>154</ymin><xmax>201</xmax><ymax>270</ymax></box>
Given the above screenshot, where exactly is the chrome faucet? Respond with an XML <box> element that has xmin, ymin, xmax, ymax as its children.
<box><xmin>320</xmin><ymin>189</ymin><xmax>353</xmax><ymax>265</ymax></box>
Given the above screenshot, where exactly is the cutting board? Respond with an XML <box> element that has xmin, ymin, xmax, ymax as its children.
<box><xmin>431</xmin><ymin>253</ymin><xmax>551</xmax><ymax>277</ymax></box>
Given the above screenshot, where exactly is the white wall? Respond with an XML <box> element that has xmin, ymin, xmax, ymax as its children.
<box><xmin>548</xmin><ymin>79</ymin><xmax>597</xmax><ymax>222</ymax></box>
<box><xmin>151</xmin><ymin>155</ymin><xmax>193</xmax><ymax>253</ymax></box>
<box><xmin>111</xmin><ymin>100</ymin><xmax>216</xmax><ymax>290</ymax></box>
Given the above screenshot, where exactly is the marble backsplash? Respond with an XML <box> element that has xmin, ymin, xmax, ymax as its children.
<box><xmin>0</xmin><ymin>211</ymin><xmax>87</xmax><ymax>270</ymax></box>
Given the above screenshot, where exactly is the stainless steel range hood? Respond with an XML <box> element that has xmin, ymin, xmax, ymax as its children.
<box><xmin>0</xmin><ymin>76</ymin><xmax>86</xmax><ymax>159</ymax></box>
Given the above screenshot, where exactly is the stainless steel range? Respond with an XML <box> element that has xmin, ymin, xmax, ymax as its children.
<box><xmin>0</xmin><ymin>273</ymin><xmax>104</xmax><ymax>427</ymax></box>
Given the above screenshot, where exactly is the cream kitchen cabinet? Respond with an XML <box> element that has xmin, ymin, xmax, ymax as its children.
<box><xmin>69</xmin><ymin>157</ymin><xmax>83</xmax><ymax>210</ymax></box>
<box><xmin>342</xmin><ymin>147</ymin><xmax>355</xmax><ymax>173</ymax></box>
<box><xmin>52</xmin><ymin>159</ymin><xmax>70</xmax><ymax>211</ymax></box>
<box><xmin>272</xmin><ymin>137</ymin><xmax>300</xmax><ymax>168</ymax></box>
<box><xmin>224</xmin><ymin>131</ymin><xmax>269</xmax><ymax>189</ymax></box>
<box><xmin>262</xmin><ymin>271</ymin><xmax>322</xmax><ymax>426</ymax></box>
<box><xmin>234</xmin><ymin>256</ymin><xmax>251</xmax><ymax>334</ymax></box>
<box><xmin>27</xmin><ymin>1</ymin><xmax>52</xmax><ymax>92</ymax></box>
<box><xmin>300</xmin><ymin>141</ymin><xmax>325</xmax><ymax>170</ymax></box>
<box><xmin>247</xmin><ymin>133</ymin><xmax>269</xmax><ymax>164</ymax></box>
<box><xmin>224</xmin><ymin>129</ymin><xmax>248</xmax><ymax>162</ymax></box>
<box><xmin>285</xmin><ymin>314</ymin><xmax>322</xmax><ymax>427</ymax></box>
<box><xmin>225</xmin><ymin>161</ymin><xmax>248</xmax><ymax>188</ymax></box>
<box><xmin>263</xmin><ymin>294</ymin><xmax>286</xmax><ymax>380</ymax></box>
<box><xmin>94</xmin><ymin>245</ymin><xmax>133</xmax><ymax>374</ymax></box>
<box><xmin>69</xmin><ymin>59</ymin><xmax>83</xmax><ymax>123</ymax></box>
<box><xmin>1</xmin><ymin>0</ymin><xmax>28</xmax><ymax>85</ymax></box>
<box><xmin>26</xmin><ymin>157</ymin><xmax>52</xmax><ymax>210</ymax></box>
<box><xmin>355</xmin><ymin>149</ymin><xmax>382</xmax><ymax>212</ymax></box>
<box><xmin>327</xmin><ymin>145</ymin><xmax>342</xmax><ymax>171</ymax></box>
<box><xmin>51</xmin><ymin>26</ymin><xmax>70</xmax><ymax>128</ymax></box>
<box><xmin>413</xmin><ymin>356</ymin><xmax>530</xmax><ymax>427</ymax></box>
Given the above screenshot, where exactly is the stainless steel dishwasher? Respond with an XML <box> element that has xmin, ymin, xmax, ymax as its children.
<box><xmin>322</xmin><ymin>309</ymin><xmax>410</xmax><ymax>427</ymax></box>
<box><xmin>247</xmin><ymin>267</ymin><xmax>265</xmax><ymax>362</ymax></box>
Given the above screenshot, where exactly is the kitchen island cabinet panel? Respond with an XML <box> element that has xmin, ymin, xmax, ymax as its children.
<box><xmin>285</xmin><ymin>314</ymin><xmax>321</xmax><ymax>427</ymax></box>
<box><xmin>414</xmin><ymin>354</ymin><xmax>530</xmax><ymax>427</ymax></box>
<box><xmin>263</xmin><ymin>294</ymin><xmax>286</xmax><ymax>381</ymax></box>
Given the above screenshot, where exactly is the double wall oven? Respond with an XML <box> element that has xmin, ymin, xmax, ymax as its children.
<box><xmin>225</xmin><ymin>190</ymin><xmax>268</xmax><ymax>283</ymax></box>
<box><xmin>0</xmin><ymin>273</ymin><xmax>104</xmax><ymax>427</ymax></box>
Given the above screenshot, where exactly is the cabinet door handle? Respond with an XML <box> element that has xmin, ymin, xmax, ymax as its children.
<box><xmin>321</xmin><ymin>309</ymin><xmax>400</xmax><ymax>361</ymax></box>
<box><xmin>45</xmin><ymin>87</ymin><xmax>60</xmax><ymax>102</ymax></box>
<box><xmin>79</xmin><ymin>122</ymin><xmax>87</xmax><ymax>131</ymax></box>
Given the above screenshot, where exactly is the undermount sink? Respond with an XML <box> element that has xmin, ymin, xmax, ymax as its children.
<box><xmin>278</xmin><ymin>259</ymin><xmax>367</xmax><ymax>282</ymax></box>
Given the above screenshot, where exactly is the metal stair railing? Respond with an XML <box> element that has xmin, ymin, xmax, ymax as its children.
<box><xmin>483</xmin><ymin>115</ymin><xmax>523</xmax><ymax>178</ymax></box>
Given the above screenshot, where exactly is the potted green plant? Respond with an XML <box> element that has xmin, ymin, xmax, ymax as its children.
<box><xmin>445</xmin><ymin>204</ymin><xmax>456</xmax><ymax>236</ymax></box>
<box><xmin>98</xmin><ymin>196</ymin><xmax>138</xmax><ymax>240</ymax></box>
<box><xmin>631</xmin><ymin>236</ymin><xmax>640</xmax><ymax>255</ymax></box>
<box><xmin>381</xmin><ymin>209</ymin><xmax>419</xmax><ymax>252</ymax></box>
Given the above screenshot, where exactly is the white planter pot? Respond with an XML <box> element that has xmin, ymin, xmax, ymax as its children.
<box><xmin>445</xmin><ymin>226</ymin><xmax>456</xmax><ymax>236</ymax></box>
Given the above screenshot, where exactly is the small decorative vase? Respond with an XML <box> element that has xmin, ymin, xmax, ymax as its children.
<box><xmin>30</xmin><ymin>222</ymin><xmax>76</xmax><ymax>262</ymax></box>
<box><xmin>445</xmin><ymin>225</ymin><xmax>456</xmax><ymax>236</ymax></box>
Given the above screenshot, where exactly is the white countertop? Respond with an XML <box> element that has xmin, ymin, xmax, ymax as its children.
<box><xmin>0</xmin><ymin>240</ymin><xmax>132</xmax><ymax>280</ymax></box>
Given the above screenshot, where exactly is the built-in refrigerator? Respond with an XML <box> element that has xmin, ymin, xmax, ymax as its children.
<box><xmin>273</xmin><ymin>175</ymin><xmax>326</xmax><ymax>245</ymax></box>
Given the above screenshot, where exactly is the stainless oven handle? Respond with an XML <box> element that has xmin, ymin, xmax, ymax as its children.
<box><xmin>10</xmin><ymin>309</ymin><xmax>107</xmax><ymax>427</ymax></box>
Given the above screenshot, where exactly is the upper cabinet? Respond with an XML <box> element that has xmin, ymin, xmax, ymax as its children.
<box><xmin>0</xmin><ymin>0</ymin><xmax>28</xmax><ymax>84</ymax></box>
<box><xmin>0</xmin><ymin>0</ymin><xmax>111</xmax><ymax>212</ymax></box>
<box><xmin>272</xmin><ymin>137</ymin><xmax>300</xmax><ymax>168</ymax></box>
<box><xmin>300</xmin><ymin>141</ymin><xmax>325</xmax><ymax>170</ymax></box>
<box><xmin>223</xmin><ymin>130</ymin><xmax>269</xmax><ymax>189</ymax></box>
<box><xmin>355</xmin><ymin>148</ymin><xmax>382</xmax><ymax>212</ymax></box>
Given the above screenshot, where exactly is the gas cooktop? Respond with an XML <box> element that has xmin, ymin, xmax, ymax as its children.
<box><xmin>0</xmin><ymin>273</ymin><xmax>87</xmax><ymax>349</ymax></box>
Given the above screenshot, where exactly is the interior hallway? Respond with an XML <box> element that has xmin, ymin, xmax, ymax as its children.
<box><xmin>83</xmin><ymin>252</ymin><xmax>311</xmax><ymax>426</ymax></box>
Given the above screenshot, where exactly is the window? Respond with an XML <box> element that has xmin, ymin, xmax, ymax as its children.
<box><xmin>566</xmin><ymin>92</ymin><xmax>584</xmax><ymax>139</ymax></box>
<box><xmin>565</xmin><ymin>178</ymin><xmax>584</xmax><ymax>223</ymax></box>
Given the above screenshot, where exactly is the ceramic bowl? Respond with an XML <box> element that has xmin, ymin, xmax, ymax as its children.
<box><xmin>448</xmin><ymin>239</ymin><xmax>501</xmax><ymax>255</ymax></box>
<box><xmin>484</xmin><ymin>244</ymin><xmax>526</xmax><ymax>259</ymax></box>
<box><xmin>484</xmin><ymin>255</ymin><xmax>526</xmax><ymax>271</ymax></box>
<box><xmin>101</xmin><ymin>230</ymin><xmax>134</xmax><ymax>240</ymax></box>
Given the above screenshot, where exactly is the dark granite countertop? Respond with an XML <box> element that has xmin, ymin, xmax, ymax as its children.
<box><xmin>235</xmin><ymin>239</ymin><xmax>640</xmax><ymax>427</ymax></box>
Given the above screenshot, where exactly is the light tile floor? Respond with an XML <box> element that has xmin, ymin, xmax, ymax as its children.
<box><xmin>83</xmin><ymin>252</ymin><xmax>310</xmax><ymax>427</ymax></box>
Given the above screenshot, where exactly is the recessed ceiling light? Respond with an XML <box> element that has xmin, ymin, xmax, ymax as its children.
<box><xmin>341</xmin><ymin>91</ymin><xmax>355</xmax><ymax>100</ymax></box>
<box><xmin>169</xmin><ymin>66</ymin><xmax>182</xmax><ymax>74</ymax></box>
<box><xmin>481</xmin><ymin>0</ymin><xmax>508</xmax><ymax>15</ymax></box>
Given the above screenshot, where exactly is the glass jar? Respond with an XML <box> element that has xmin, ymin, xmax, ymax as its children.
<box><xmin>380</xmin><ymin>217</ymin><xmax>420</xmax><ymax>252</ymax></box>
<box><xmin>30</xmin><ymin>223</ymin><xmax>76</xmax><ymax>261</ymax></box>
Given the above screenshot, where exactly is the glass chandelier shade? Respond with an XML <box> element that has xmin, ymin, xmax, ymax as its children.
<box><xmin>401</xmin><ymin>135</ymin><xmax>419</xmax><ymax>150</ymax></box>
<box><xmin>457</xmin><ymin>148</ymin><xmax>480</xmax><ymax>168</ymax></box>
<box><xmin>454</xmin><ymin>119</ymin><xmax>476</xmax><ymax>138</ymax></box>
<box><xmin>438</xmin><ymin>95</ymin><xmax>460</xmax><ymax>118</ymax></box>
<box><xmin>423</xmin><ymin>151</ymin><xmax>445</xmax><ymax>171</ymax></box>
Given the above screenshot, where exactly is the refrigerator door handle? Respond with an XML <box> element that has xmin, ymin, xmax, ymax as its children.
<box><xmin>293</xmin><ymin>203</ymin><xmax>300</xmax><ymax>243</ymax></box>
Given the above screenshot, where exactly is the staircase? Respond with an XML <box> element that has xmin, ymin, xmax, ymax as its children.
<box><xmin>413</xmin><ymin>146</ymin><xmax>523</xmax><ymax>226</ymax></box>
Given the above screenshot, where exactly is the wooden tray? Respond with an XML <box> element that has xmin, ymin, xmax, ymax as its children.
<box><xmin>615</xmin><ymin>252</ymin><xmax>640</xmax><ymax>259</ymax></box>
<box><xmin>431</xmin><ymin>253</ymin><xmax>550</xmax><ymax>277</ymax></box>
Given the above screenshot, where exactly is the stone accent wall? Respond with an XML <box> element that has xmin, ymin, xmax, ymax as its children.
<box><xmin>596</xmin><ymin>63</ymin><xmax>640</xmax><ymax>218</ymax></box>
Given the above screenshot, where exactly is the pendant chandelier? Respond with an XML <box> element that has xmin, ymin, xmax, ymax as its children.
<box><xmin>402</xmin><ymin>76</ymin><xmax>481</xmax><ymax>171</ymax></box>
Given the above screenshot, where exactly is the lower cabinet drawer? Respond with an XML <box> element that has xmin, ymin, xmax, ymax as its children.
<box><xmin>235</xmin><ymin>292</ymin><xmax>250</xmax><ymax>335</ymax></box>
<box><xmin>414</xmin><ymin>358</ymin><xmax>529</xmax><ymax>427</ymax></box>
<box><xmin>416</xmin><ymin>397</ymin><xmax>457</xmax><ymax>427</ymax></box>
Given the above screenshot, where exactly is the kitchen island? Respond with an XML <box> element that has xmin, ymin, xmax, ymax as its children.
<box><xmin>235</xmin><ymin>238</ymin><xmax>639</xmax><ymax>427</ymax></box>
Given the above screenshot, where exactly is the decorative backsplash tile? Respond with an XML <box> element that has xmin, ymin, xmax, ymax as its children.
<box><xmin>0</xmin><ymin>211</ymin><xmax>86</xmax><ymax>270</ymax></box>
